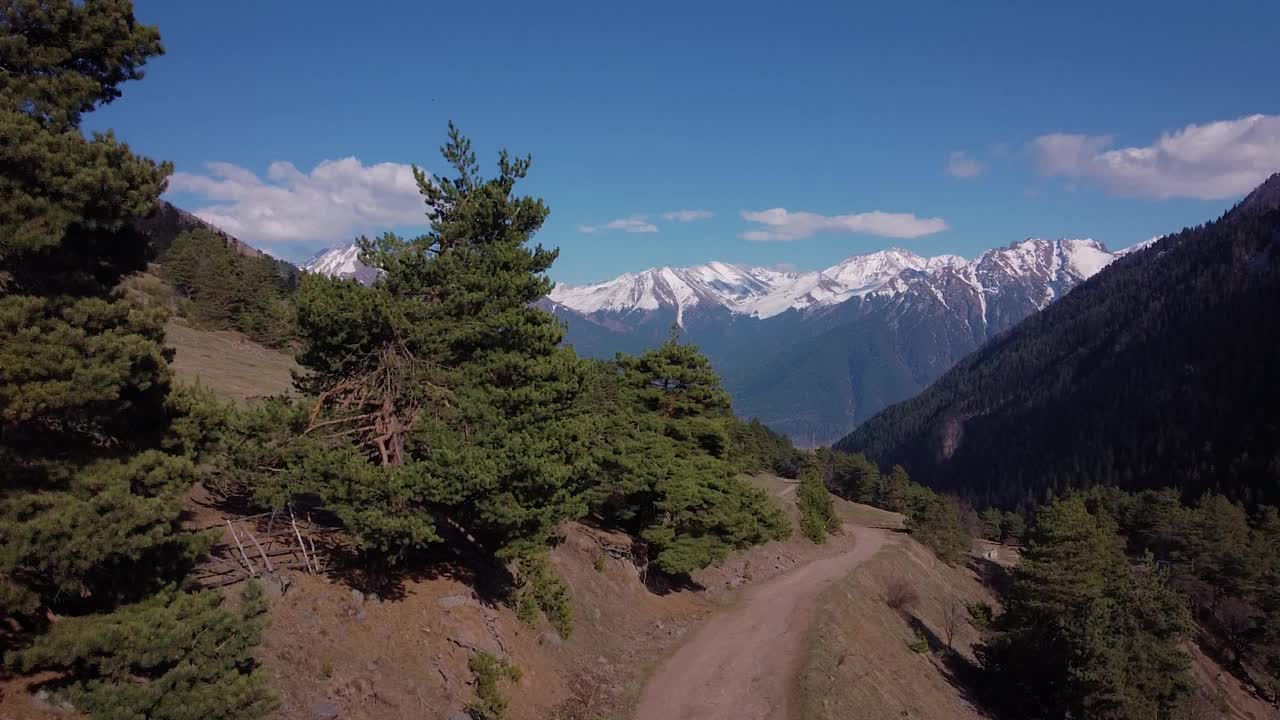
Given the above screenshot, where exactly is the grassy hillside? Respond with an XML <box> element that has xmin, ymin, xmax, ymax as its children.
<box><xmin>801</xmin><ymin>538</ymin><xmax>998</xmax><ymax>720</ymax></box>
<box><xmin>165</xmin><ymin>320</ymin><xmax>298</xmax><ymax>402</ymax></box>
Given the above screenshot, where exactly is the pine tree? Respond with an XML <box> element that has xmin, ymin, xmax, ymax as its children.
<box><xmin>1000</xmin><ymin>511</ymin><xmax>1025</xmax><ymax>544</ymax></box>
<box><xmin>978</xmin><ymin>496</ymin><xmax>1191</xmax><ymax>719</ymax></box>
<box><xmin>11</xmin><ymin>582</ymin><xmax>276</xmax><ymax>720</ymax></box>
<box><xmin>904</xmin><ymin>492</ymin><xmax>970</xmax><ymax>563</ymax></box>
<box><xmin>1</xmin><ymin>4</ymin><xmax>273</xmax><ymax>716</ymax></box>
<box><xmin>2</xmin><ymin>0</ymin><xmax>184</xmax><ymax>621</ymax></box>
<box><xmin>797</xmin><ymin>461</ymin><xmax>838</xmax><ymax>543</ymax></box>
<box><xmin>159</xmin><ymin>229</ymin><xmax>295</xmax><ymax>347</ymax></box>
<box><xmin>980</xmin><ymin>507</ymin><xmax>1004</xmax><ymax>541</ymax></box>
<box><xmin>589</xmin><ymin>337</ymin><xmax>790</xmax><ymax>575</ymax></box>
<box><xmin>243</xmin><ymin>124</ymin><xmax>594</xmax><ymax>564</ymax></box>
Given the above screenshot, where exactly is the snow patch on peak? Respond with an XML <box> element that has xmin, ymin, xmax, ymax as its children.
<box><xmin>820</xmin><ymin>248</ymin><xmax>929</xmax><ymax>295</ymax></box>
<box><xmin>1060</xmin><ymin>239</ymin><xmax>1113</xmax><ymax>278</ymax></box>
<box><xmin>1117</xmin><ymin>236</ymin><xmax>1162</xmax><ymax>256</ymax></box>
<box><xmin>551</xmin><ymin>247</ymin><xmax>989</xmax><ymax>324</ymax></box>
<box><xmin>304</xmin><ymin>243</ymin><xmax>382</xmax><ymax>284</ymax></box>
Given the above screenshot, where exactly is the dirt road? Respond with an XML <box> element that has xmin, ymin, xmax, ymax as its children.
<box><xmin>633</xmin><ymin>526</ymin><xmax>890</xmax><ymax>720</ymax></box>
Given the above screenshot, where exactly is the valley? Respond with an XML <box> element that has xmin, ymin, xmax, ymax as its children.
<box><xmin>5</xmin><ymin>4</ymin><xmax>1280</xmax><ymax>720</ymax></box>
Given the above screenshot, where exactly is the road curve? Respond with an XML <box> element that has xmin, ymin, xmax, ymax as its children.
<box><xmin>633</xmin><ymin>526</ymin><xmax>889</xmax><ymax>720</ymax></box>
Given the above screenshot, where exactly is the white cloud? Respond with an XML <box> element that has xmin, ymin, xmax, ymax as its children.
<box><xmin>577</xmin><ymin>215</ymin><xmax>659</xmax><ymax>234</ymax></box>
<box><xmin>739</xmin><ymin>208</ymin><xmax>949</xmax><ymax>242</ymax></box>
<box><xmin>945</xmin><ymin>151</ymin><xmax>985</xmax><ymax>179</ymax></box>
<box><xmin>167</xmin><ymin>158</ymin><xmax>428</xmax><ymax>248</ymax></box>
<box><xmin>661</xmin><ymin>209</ymin><xmax>714</xmax><ymax>222</ymax></box>
<box><xmin>1031</xmin><ymin>114</ymin><xmax>1280</xmax><ymax>199</ymax></box>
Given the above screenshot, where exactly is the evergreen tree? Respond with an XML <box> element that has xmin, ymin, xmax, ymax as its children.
<box><xmin>1185</xmin><ymin>494</ymin><xmax>1255</xmax><ymax>603</ymax></box>
<box><xmin>904</xmin><ymin>492</ymin><xmax>970</xmax><ymax>564</ymax></box>
<box><xmin>797</xmin><ymin>461</ymin><xmax>838</xmax><ymax>543</ymax></box>
<box><xmin>820</xmin><ymin>448</ymin><xmax>883</xmax><ymax>504</ymax></box>
<box><xmin>589</xmin><ymin>337</ymin><xmax>790</xmax><ymax>575</ymax></box>
<box><xmin>729</xmin><ymin>417</ymin><xmax>802</xmax><ymax>478</ymax></box>
<box><xmin>979</xmin><ymin>496</ymin><xmax>1191</xmax><ymax>719</ymax></box>
<box><xmin>11</xmin><ymin>582</ymin><xmax>276</xmax><ymax>720</ymax></box>
<box><xmin>241</xmin><ymin>124</ymin><xmax>593</xmax><ymax>563</ymax></box>
<box><xmin>980</xmin><ymin>507</ymin><xmax>1004</xmax><ymax>542</ymax></box>
<box><xmin>0</xmin><ymin>3</ymin><xmax>272</xmax><ymax>717</ymax></box>
<box><xmin>1000</xmin><ymin>510</ymin><xmax>1025</xmax><ymax>544</ymax></box>
<box><xmin>1</xmin><ymin>0</ymin><xmax>184</xmax><ymax>619</ymax></box>
<box><xmin>159</xmin><ymin>229</ymin><xmax>294</xmax><ymax>347</ymax></box>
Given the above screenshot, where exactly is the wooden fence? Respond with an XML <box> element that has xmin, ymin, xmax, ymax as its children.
<box><xmin>193</xmin><ymin>505</ymin><xmax>332</xmax><ymax>588</ymax></box>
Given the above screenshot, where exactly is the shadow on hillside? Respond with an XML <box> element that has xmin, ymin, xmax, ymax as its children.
<box><xmin>575</xmin><ymin>515</ymin><xmax>705</xmax><ymax>596</ymax></box>
<box><xmin>328</xmin><ymin>510</ymin><xmax>529</xmax><ymax>606</ymax></box>
<box><xmin>194</xmin><ymin>489</ymin><xmax>516</xmax><ymax>606</ymax></box>
<box><xmin>1191</xmin><ymin>623</ymin><xmax>1277</xmax><ymax>707</ymax></box>
<box><xmin>967</xmin><ymin>556</ymin><xmax>1013</xmax><ymax>595</ymax></box>
<box><xmin>904</xmin><ymin>612</ymin><xmax>1000</xmax><ymax>718</ymax></box>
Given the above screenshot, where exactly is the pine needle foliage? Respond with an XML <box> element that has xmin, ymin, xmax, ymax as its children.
<box><xmin>978</xmin><ymin>496</ymin><xmax>1191</xmax><ymax>719</ymax></box>
<box><xmin>587</xmin><ymin>337</ymin><xmax>791</xmax><ymax>575</ymax></box>
<box><xmin>797</xmin><ymin>462</ymin><xmax>838</xmax><ymax>543</ymax></box>
<box><xmin>237</xmin><ymin>124</ymin><xmax>595</xmax><ymax>565</ymax></box>
<box><xmin>9</xmin><ymin>582</ymin><xmax>276</xmax><ymax>720</ymax></box>
<box><xmin>1</xmin><ymin>4</ymin><xmax>274</xmax><ymax>718</ymax></box>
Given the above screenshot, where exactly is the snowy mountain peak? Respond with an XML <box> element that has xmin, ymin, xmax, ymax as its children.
<box><xmin>820</xmin><ymin>248</ymin><xmax>930</xmax><ymax>292</ymax></box>
<box><xmin>304</xmin><ymin>237</ymin><xmax>1125</xmax><ymax>326</ymax></box>
<box><xmin>303</xmin><ymin>244</ymin><xmax>382</xmax><ymax>285</ymax></box>
<box><xmin>550</xmin><ymin>247</ymin><xmax>991</xmax><ymax>324</ymax></box>
<box><xmin>550</xmin><ymin>239</ymin><xmax>1126</xmax><ymax>325</ymax></box>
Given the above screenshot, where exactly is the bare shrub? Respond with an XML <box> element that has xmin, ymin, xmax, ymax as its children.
<box><xmin>941</xmin><ymin>600</ymin><xmax>965</xmax><ymax>649</ymax></box>
<box><xmin>886</xmin><ymin>577</ymin><xmax>918</xmax><ymax>611</ymax></box>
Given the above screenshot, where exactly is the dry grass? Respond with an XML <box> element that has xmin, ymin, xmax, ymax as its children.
<box><xmin>885</xmin><ymin>577</ymin><xmax>918</xmax><ymax>611</ymax></box>
<box><xmin>799</xmin><ymin>539</ymin><xmax>998</xmax><ymax>720</ymax></box>
<box><xmin>165</xmin><ymin>320</ymin><xmax>298</xmax><ymax>403</ymax></box>
<box><xmin>742</xmin><ymin>474</ymin><xmax>907</xmax><ymax>531</ymax></box>
<box><xmin>832</xmin><ymin>495</ymin><xmax>905</xmax><ymax>530</ymax></box>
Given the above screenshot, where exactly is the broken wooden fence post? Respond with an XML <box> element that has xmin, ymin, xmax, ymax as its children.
<box><xmin>244</xmin><ymin>526</ymin><xmax>274</xmax><ymax>573</ymax></box>
<box><xmin>226</xmin><ymin>519</ymin><xmax>257</xmax><ymax>577</ymax></box>
<box><xmin>289</xmin><ymin>504</ymin><xmax>315</xmax><ymax>574</ymax></box>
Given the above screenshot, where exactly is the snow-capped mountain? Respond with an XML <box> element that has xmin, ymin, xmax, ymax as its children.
<box><xmin>549</xmin><ymin>248</ymin><xmax>958</xmax><ymax>324</ymax></box>
<box><xmin>299</xmin><ymin>236</ymin><xmax>1136</xmax><ymax>444</ymax></box>
<box><xmin>303</xmin><ymin>244</ymin><xmax>381</xmax><ymax>285</ymax></box>
<box><xmin>552</xmin><ymin>238</ymin><xmax>1127</xmax><ymax>446</ymax></box>
<box><xmin>550</xmin><ymin>240</ymin><xmax>1118</xmax><ymax>328</ymax></box>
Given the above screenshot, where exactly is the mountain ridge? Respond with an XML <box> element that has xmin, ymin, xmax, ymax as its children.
<box><xmin>303</xmin><ymin>236</ymin><xmax>1132</xmax><ymax>443</ymax></box>
<box><xmin>836</xmin><ymin>173</ymin><xmax>1280</xmax><ymax>506</ymax></box>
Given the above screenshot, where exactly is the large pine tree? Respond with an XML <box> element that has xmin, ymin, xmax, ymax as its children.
<box><xmin>588</xmin><ymin>336</ymin><xmax>790</xmax><ymax>575</ymax></box>
<box><xmin>244</xmin><ymin>124</ymin><xmax>594</xmax><ymax>563</ymax></box>
<box><xmin>1</xmin><ymin>3</ymin><xmax>272</xmax><ymax>717</ymax></box>
<box><xmin>978</xmin><ymin>496</ymin><xmax>1190</xmax><ymax>719</ymax></box>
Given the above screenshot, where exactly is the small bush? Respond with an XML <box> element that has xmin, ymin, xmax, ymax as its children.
<box><xmin>514</xmin><ymin>553</ymin><xmax>573</xmax><ymax>638</ymax></box>
<box><xmin>906</xmin><ymin>630</ymin><xmax>929</xmax><ymax>654</ymax></box>
<box><xmin>593</xmin><ymin>554</ymin><xmax>607</xmax><ymax>573</ymax></box>
<box><xmin>886</xmin><ymin>578</ymin><xmax>918</xmax><ymax>611</ymax></box>
<box><xmin>966</xmin><ymin>601</ymin><xmax>994</xmax><ymax>629</ymax></box>
<box><xmin>467</xmin><ymin>651</ymin><xmax>522</xmax><ymax>720</ymax></box>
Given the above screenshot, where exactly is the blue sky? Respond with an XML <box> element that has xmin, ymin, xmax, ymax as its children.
<box><xmin>89</xmin><ymin>0</ymin><xmax>1280</xmax><ymax>284</ymax></box>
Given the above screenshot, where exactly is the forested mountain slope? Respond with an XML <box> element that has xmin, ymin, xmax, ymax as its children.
<box><xmin>837</xmin><ymin>174</ymin><xmax>1280</xmax><ymax>508</ymax></box>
